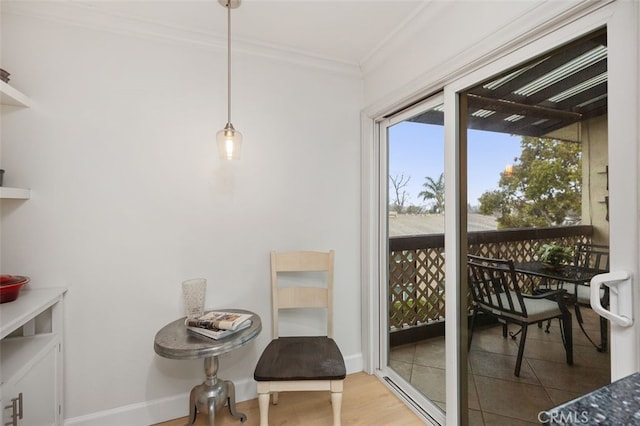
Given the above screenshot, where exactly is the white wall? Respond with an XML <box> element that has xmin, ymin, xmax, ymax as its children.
<box><xmin>1</xmin><ymin>9</ymin><xmax>363</xmax><ymax>425</ymax></box>
<box><xmin>581</xmin><ymin>115</ymin><xmax>609</xmax><ymax>244</ymax></box>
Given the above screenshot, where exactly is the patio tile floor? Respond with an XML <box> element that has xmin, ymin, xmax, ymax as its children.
<box><xmin>390</xmin><ymin>308</ymin><xmax>610</xmax><ymax>425</ymax></box>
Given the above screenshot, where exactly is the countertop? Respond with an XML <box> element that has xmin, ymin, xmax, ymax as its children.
<box><xmin>544</xmin><ymin>371</ymin><xmax>640</xmax><ymax>424</ymax></box>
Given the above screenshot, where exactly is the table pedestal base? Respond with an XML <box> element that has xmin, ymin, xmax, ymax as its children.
<box><xmin>186</xmin><ymin>356</ymin><xmax>247</xmax><ymax>426</ymax></box>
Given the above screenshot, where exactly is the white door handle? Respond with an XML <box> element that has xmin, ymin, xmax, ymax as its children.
<box><xmin>590</xmin><ymin>271</ymin><xmax>633</xmax><ymax>327</ymax></box>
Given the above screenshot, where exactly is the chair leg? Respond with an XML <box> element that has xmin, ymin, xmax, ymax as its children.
<box><xmin>599</xmin><ymin>315</ymin><xmax>608</xmax><ymax>352</ymax></box>
<box><xmin>272</xmin><ymin>392</ymin><xmax>279</xmax><ymax>405</ymax></box>
<box><xmin>331</xmin><ymin>391</ymin><xmax>342</xmax><ymax>426</ymax></box>
<box><xmin>575</xmin><ymin>303</ymin><xmax>604</xmax><ymax>351</ymax></box>
<box><xmin>560</xmin><ymin>313</ymin><xmax>573</xmax><ymax>366</ymax></box>
<box><xmin>258</xmin><ymin>392</ymin><xmax>270</xmax><ymax>426</ymax></box>
<box><xmin>600</xmin><ymin>290</ymin><xmax>610</xmax><ymax>352</ymax></box>
<box><xmin>574</xmin><ymin>303</ymin><xmax>584</xmax><ymax>325</ymax></box>
<box><xmin>468</xmin><ymin>307</ymin><xmax>478</xmax><ymax>350</ymax></box>
<box><xmin>514</xmin><ymin>324</ymin><xmax>527</xmax><ymax>377</ymax></box>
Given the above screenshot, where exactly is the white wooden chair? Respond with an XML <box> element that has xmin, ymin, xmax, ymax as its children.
<box><xmin>253</xmin><ymin>250</ymin><xmax>346</xmax><ymax>426</ymax></box>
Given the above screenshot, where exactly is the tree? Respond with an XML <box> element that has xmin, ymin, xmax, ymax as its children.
<box><xmin>389</xmin><ymin>174</ymin><xmax>410</xmax><ymax>213</ymax></box>
<box><xmin>478</xmin><ymin>136</ymin><xmax>581</xmax><ymax>228</ymax></box>
<box><xmin>419</xmin><ymin>172</ymin><xmax>445</xmax><ymax>213</ymax></box>
<box><xmin>405</xmin><ymin>204</ymin><xmax>426</xmax><ymax>214</ymax></box>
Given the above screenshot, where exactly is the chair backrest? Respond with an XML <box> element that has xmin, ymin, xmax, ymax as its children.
<box><xmin>574</xmin><ymin>243</ymin><xmax>609</xmax><ymax>271</ymax></box>
<box><xmin>467</xmin><ymin>254</ymin><xmax>527</xmax><ymax>317</ymax></box>
<box><xmin>270</xmin><ymin>250</ymin><xmax>335</xmax><ymax>339</ymax></box>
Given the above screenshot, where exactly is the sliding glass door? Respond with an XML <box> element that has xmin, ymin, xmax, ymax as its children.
<box><xmin>379</xmin><ymin>95</ymin><xmax>447</xmax><ymax>425</ymax></box>
<box><xmin>459</xmin><ymin>29</ymin><xmax>612</xmax><ymax>424</ymax></box>
<box><xmin>371</xmin><ymin>2</ymin><xmax>638</xmax><ymax>425</ymax></box>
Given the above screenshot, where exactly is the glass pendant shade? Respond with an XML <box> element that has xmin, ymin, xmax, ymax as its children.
<box><xmin>216</xmin><ymin>123</ymin><xmax>243</xmax><ymax>160</ymax></box>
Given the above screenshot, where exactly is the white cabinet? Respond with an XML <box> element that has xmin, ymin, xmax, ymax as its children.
<box><xmin>2</xmin><ymin>339</ymin><xmax>58</xmax><ymax>426</ymax></box>
<box><xmin>0</xmin><ymin>80</ymin><xmax>31</xmax><ymax>199</ymax></box>
<box><xmin>0</xmin><ymin>288</ymin><xmax>66</xmax><ymax>426</ymax></box>
<box><xmin>1</xmin><ymin>80</ymin><xmax>53</xmax><ymax>424</ymax></box>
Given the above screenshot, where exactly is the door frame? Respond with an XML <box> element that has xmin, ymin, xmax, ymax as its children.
<box><xmin>606</xmin><ymin>0</ymin><xmax>640</xmax><ymax>379</ymax></box>
<box><xmin>360</xmin><ymin>1</ymin><xmax>638</xmax><ymax>425</ymax></box>
<box><xmin>375</xmin><ymin>94</ymin><xmax>448</xmax><ymax>426</ymax></box>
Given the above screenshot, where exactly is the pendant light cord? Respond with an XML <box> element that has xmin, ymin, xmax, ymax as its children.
<box><xmin>227</xmin><ymin>1</ymin><xmax>232</xmax><ymax>125</ymax></box>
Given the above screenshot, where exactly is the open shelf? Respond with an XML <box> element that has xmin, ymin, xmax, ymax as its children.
<box><xmin>1</xmin><ymin>82</ymin><xmax>31</xmax><ymax>198</ymax></box>
<box><xmin>0</xmin><ymin>288</ymin><xmax>65</xmax><ymax>339</ymax></box>
<box><xmin>0</xmin><ymin>334</ymin><xmax>57</xmax><ymax>386</ymax></box>
<box><xmin>0</xmin><ymin>80</ymin><xmax>31</xmax><ymax>107</ymax></box>
<box><xmin>0</xmin><ymin>187</ymin><xmax>31</xmax><ymax>199</ymax></box>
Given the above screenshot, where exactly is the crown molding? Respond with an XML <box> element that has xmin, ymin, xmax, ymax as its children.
<box><xmin>2</xmin><ymin>1</ymin><xmax>362</xmax><ymax>78</ymax></box>
<box><xmin>359</xmin><ymin>0</ymin><xmax>444</xmax><ymax>73</ymax></box>
<box><xmin>363</xmin><ymin>0</ymin><xmax>613</xmax><ymax>118</ymax></box>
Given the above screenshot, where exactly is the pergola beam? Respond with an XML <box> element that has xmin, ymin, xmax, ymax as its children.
<box><xmin>467</xmin><ymin>94</ymin><xmax>583</xmax><ymax>122</ymax></box>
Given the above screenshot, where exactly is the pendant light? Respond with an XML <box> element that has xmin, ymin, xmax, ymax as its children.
<box><xmin>216</xmin><ymin>0</ymin><xmax>242</xmax><ymax>160</ymax></box>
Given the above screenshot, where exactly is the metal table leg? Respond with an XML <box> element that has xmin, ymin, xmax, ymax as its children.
<box><xmin>185</xmin><ymin>356</ymin><xmax>247</xmax><ymax>426</ymax></box>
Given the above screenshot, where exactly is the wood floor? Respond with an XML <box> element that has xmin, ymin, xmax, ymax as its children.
<box><xmin>155</xmin><ymin>372</ymin><xmax>425</xmax><ymax>426</ymax></box>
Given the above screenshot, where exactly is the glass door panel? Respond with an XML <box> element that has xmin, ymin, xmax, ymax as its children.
<box><xmin>382</xmin><ymin>95</ymin><xmax>447</xmax><ymax>423</ymax></box>
<box><xmin>461</xmin><ymin>29</ymin><xmax>610</xmax><ymax>424</ymax></box>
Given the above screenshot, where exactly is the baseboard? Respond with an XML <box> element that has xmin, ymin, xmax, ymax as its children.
<box><xmin>343</xmin><ymin>351</ymin><xmax>363</xmax><ymax>374</ymax></box>
<box><xmin>64</xmin><ymin>353</ymin><xmax>363</xmax><ymax>425</ymax></box>
<box><xmin>64</xmin><ymin>393</ymin><xmax>188</xmax><ymax>426</ymax></box>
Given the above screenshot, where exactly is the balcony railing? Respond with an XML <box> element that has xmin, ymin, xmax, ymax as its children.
<box><xmin>388</xmin><ymin>225</ymin><xmax>593</xmax><ymax>345</ymax></box>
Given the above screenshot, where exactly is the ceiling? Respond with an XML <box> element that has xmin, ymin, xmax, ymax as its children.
<box><xmin>28</xmin><ymin>0</ymin><xmax>429</xmax><ymax>67</ymax></box>
<box><xmin>5</xmin><ymin>1</ymin><xmax>608</xmax><ymax>138</ymax></box>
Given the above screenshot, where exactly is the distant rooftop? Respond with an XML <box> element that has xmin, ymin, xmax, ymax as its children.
<box><xmin>388</xmin><ymin>213</ymin><xmax>497</xmax><ymax>237</ymax></box>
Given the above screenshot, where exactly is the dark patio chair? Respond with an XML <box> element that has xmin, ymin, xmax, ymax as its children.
<box><xmin>568</xmin><ymin>243</ymin><xmax>610</xmax><ymax>351</ymax></box>
<box><xmin>467</xmin><ymin>254</ymin><xmax>573</xmax><ymax>377</ymax></box>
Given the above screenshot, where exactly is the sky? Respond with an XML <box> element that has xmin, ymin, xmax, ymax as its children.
<box><xmin>388</xmin><ymin>121</ymin><xmax>522</xmax><ymax>208</ymax></box>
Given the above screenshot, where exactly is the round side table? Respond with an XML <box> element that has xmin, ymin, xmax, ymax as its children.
<box><xmin>154</xmin><ymin>309</ymin><xmax>262</xmax><ymax>426</ymax></box>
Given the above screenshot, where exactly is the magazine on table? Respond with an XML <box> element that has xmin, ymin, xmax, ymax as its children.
<box><xmin>185</xmin><ymin>311</ymin><xmax>252</xmax><ymax>340</ymax></box>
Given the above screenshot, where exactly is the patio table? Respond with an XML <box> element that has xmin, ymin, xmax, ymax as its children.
<box><xmin>514</xmin><ymin>261</ymin><xmax>608</xmax><ymax>351</ymax></box>
<box><xmin>513</xmin><ymin>262</ymin><xmax>605</xmax><ymax>285</ymax></box>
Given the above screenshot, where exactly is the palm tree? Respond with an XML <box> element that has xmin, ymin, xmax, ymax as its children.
<box><xmin>419</xmin><ymin>172</ymin><xmax>445</xmax><ymax>213</ymax></box>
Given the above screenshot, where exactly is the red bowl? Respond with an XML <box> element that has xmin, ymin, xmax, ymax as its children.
<box><xmin>0</xmin><ymin>276</ymin><xmax>30</xmax><ymax>303</ymax></box>
<box><xmin>1</xmin><ymin>274</ymin><xmax>27</xmax><ymax>285</ymax></box>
